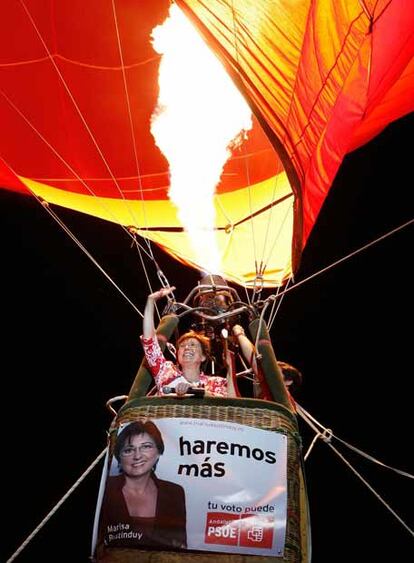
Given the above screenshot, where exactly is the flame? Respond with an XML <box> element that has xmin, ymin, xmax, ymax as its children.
<box><xmin>150</xmin><ymin>4</ymin><xmax>252</xmax><ymax>275</ymax></box>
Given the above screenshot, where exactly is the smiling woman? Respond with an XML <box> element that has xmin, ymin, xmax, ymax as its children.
<box><xmin>141</xmin><ymin>286</ymin><xmax>228</xmax><ymax>397</ymax></box>
<box><xmin>98</xmin><ymin>420</ymin><xmax>187</xmax><ymax>552</ymax></box>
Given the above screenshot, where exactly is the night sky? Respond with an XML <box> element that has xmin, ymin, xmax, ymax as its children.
<box><xmin>1</xmin><ymin>112</ymin><xmax>413</xmax><ymax>562</ymax></box>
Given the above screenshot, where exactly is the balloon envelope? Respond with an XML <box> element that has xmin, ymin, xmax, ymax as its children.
<box><xmin>0</xmin><ymin>0</ymin><xmax>412</xmax><ymax>286</ymax></box>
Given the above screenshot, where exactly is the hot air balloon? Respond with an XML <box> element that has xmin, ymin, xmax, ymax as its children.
<box><xmin>1</xmin><ymin>1</ymin><xmax>413</xmax><ymax>562</ymax></box>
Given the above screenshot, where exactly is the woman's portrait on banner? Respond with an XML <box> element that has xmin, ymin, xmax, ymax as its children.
<box><xmin>99</xmin><ymin>420</ymin><xmax>187</xmax><ymax>550</ymax></box>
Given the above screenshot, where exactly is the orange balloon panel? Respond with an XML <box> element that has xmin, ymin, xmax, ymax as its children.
<box><xmin>0</xmin><ymin>1</ymin><xmax>413</xmax><ymax>286</ymax></box>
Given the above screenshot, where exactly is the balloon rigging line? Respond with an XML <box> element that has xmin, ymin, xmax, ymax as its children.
<box><xmin>267</xmin><ymin>275</ymin><xmax>293</xmax><ymax>330</ymax></box>
<box><xmin>263</xmin><ymin>197</ymin><xmax>293</xmax><ymax>278</ymax></box>
<box><xmin>259</xmin><ymin>217</ymin><xmax>412</xmax><ymax>330</ymax></box>
<box><xmin>228</xmin><ymin>0</ymin><xmax>259</xmax><ymax>275</ymax></box>
<box><xmin>258</xmin><ymin>164</ymin><xmax>282</xmax><ymax>269</ymax></box>
<box><xmin>218</xmin><ymin>221</ymin><xmax>238</xmax><ymax>286</ymax></box>
<box><xmin>111</xmin><ymin>0</ymin><xmax>154</xmax><ymax>252</ymax></box>
<box><xmin>133</xmin><ymin>237</ymin><xmax>156</xmax><ymax>301</ymax></box>
<box><xmin>0</xmin><ymin>52</ymin><xmax>158</xmax><ymax>72</ymax></box>
<box><xmin>242</xmin><ymin>281</ymin><xmax>252</xmax><ymax>306</ymax></box>
<box><xmin>296</xmin><ymin>403</ymin><xmax>414</xmax><ymax>538</ymax></box>
<box><xmin>262</xmin><ymin>161</ymin><xmax>285</xmax><ymax>274</ymax></box>
<box><xmin>130</xmin><ymin>235</ymin><xmax>164</xmax><ymax>322</ymax></box>
<box><xmin>269</xmin><ymin>218</ymin><xmax>414</xmax><ymax>302</ymax></box>
<box><xmin>266</xmin><ymin>284</ymin><xmax>283</xmax><ymax>328</ymax></box>
<box><xmin>20</xmin><ymin>0</ymin><xmax>142</xmax><ymax>231</ymax></box>
<box><xmin>297</xmin><ymin>404</ymin><xmax>414</xmax><ymax>480</ymax></box>
<box><xmin>39</xmin><ymin>195</ymin><xmax>414</xmax><ymax>327</ymax></box>
<box><xmin>253</xmin><ymin>299</ymin><xmax>272</xmax><ymax>352</ymax></box>
<box><xmin>246</xmin><ymin>172</ymin><xmax>259</xmax><ymax>274</ymax></box>
<box><xmin>214</xmin><ymin>193</ymin><xmax>233</xmax><ymax>227</ymax></box>
<box><xmin>5</xmin><ymin>447</ymin><xmax>108</xmax><ymax>563</ymax></box>
<box><xmin>90</xmin><ymin>447</ymin><xmax>110</xmax><ymax>561</ymax></box>
<box><xmin>228</xmin><ymin>2</ymin><xmax>258</xmax><ymax>307</ymax></box>
<box><xmin>0</xmin><ymin>89</ymin><xmax>153</xmax><ymax>261</ymax></box>
<box><xmin>42</xmin><ymin>202</ymin><xmax>144</xmax><ymax>318</ymax></box>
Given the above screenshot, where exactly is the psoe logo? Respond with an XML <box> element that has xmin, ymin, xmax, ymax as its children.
<box><xmin>204</xmin><ymin>512</ymin><xmax>240</xmax><ymax>546</ymax></box>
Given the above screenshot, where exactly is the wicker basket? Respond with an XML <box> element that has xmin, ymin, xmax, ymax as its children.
<box><xmin>96</xmin><ymin>396</ymin><xmax>310</xmax><ymax>563</ymax></box>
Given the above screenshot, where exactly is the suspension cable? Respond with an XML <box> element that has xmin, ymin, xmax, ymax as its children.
<box><xmin>297</xmin><ymin>404</ymin><xmax>413</xmax><ymax>479</ymax></box>
<box><xmin>6</xmin><ymin>447</ymin><xmax>107</xmax><ymax>563</ymax></box>
<box><xmin>296</xmin><ymin>403</ymin><xmax>414</xmax><ymax>538</ymax></box>
<box><xmin>111</xmin><ymin>0</ymin><xmax>155</xmax><ymax>254</ymax></box>
<box><xmin>267</xmin><ymin>218</ymin><xmax>413</xmax><ymax>304</ymax></box>
<box><xmin>267</xmin><ymin>274</ymin><xmax>293</xmax><ymax>330</ymax></box>
<box><xmin>43</xmin><ymin>202</ymin><xmax>144</xmax><ymax>317</ymax></box>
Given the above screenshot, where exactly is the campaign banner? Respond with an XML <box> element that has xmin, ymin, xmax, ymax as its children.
<box><xmin>101</xmin><ymin>417</ymin><xmax>287</xmax><ymax>557</ymax></box>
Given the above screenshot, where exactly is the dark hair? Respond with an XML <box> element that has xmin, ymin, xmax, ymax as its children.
<box><xmin>113</xmin><ymin>420</ymin><xmax>165</xmax><ymax>463</ymax></box>
<box><xmin>177</xmin><ymin>331</ymin><xmax>211</xmax><ymax>358</ymax></box>
<box><xmin>278</xmin><ymin>361</ymin><xmax>303</xmax><ymax>394</ymax></box>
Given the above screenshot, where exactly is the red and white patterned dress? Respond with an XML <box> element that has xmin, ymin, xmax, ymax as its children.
<box><xmin>141</xmin><ymin>335</ymin><xmax>227</xmax><ymax>397</ymax></box>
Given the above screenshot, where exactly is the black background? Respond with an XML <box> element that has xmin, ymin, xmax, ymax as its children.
<box><xmin>1</xmin><ymin>112</ymin><xmax>413</xmax><ymax>562</ymax></box>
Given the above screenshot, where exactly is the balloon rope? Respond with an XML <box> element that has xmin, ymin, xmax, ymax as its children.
<box><xmin>267</xmin><ymin>275</ymin><xmax>293</xmax><ymax>330</ymax></box>
<box><xmin>265</xmin><ymin>218</ymin><xmax>412</xmax><ymax>329</ymax></box>
<box><xmin>271</xmin><ymin>218</ymin><xmax>414</xmax><ymax>301</ymax></box>
<box><xmin>111</xmin><ymin>0</ymin><xmax>154</xmax><ymax>254</ymax></box>
<box><xmin>132</xmin><ymin>236</ymin><xmax>162</xmax><ymax>320</ymax></box>
<box><xmin>297</xmin><ymin>404</ymin><xmax>414</xmax><ymax>479</ymax></box>
<box><xmin>43</xmin><ymin>202</ymin><xmax>144</xmax><ymax>318</ymax></box>
<box><xmin>296</xmin><ymin>403</ymin><xmax>414</xmax><ymax>537</ymax></box>
<box><xmin>258</xmin><ymin>164</ymin><xmax>284</xmax><ymax>271</ymax></box>
<box><xmin>263</xmin><ymin>197</ymin><xmax>293</xmax><ymax>275</ymax></box>
<box><xmin>2</xmin><ymin>156</ymin><xmax>157</xmax><ymax>320</ymax></box>
<box><xmin>229</xmin><ymin>0</ymin><xmax>259</xmax><ymax>276</ymax></box>
<box><xmin>5</xmin><ymin>448</ymin><xmax>107</xmax><ymax>563</ymax></box>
